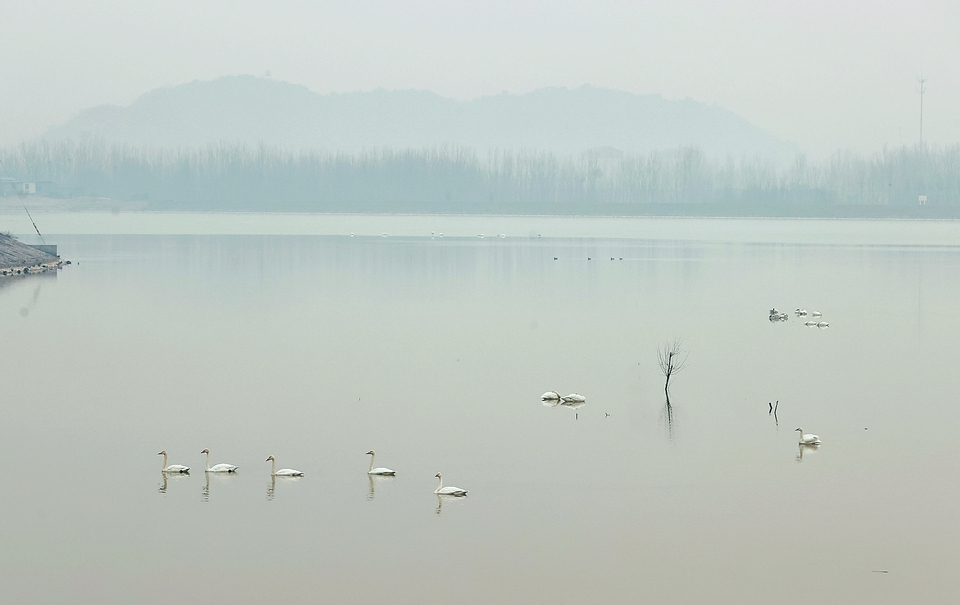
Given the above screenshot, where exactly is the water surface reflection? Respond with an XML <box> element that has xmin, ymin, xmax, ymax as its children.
<box><xmin>4</xmin><ymin>226</ymin><xmax>960</xmax><ymax>604</ymax></box>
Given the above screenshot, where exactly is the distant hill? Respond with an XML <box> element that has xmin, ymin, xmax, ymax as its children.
<box><xmin>43</xmin><ymin>76</ymin><xmax>794</xmax><ymax>159</ymax></box>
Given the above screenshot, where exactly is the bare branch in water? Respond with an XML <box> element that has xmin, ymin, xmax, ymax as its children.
<box><xmin>657</xmin><ymin>338</ymin><xmax>689</xmax><ymax>401</ymax></box>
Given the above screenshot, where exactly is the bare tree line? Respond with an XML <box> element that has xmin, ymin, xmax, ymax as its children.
<box><xmin>2</xmin><ymin>140</ymin><xmax>958</xmax><ymax>209</ymax></box>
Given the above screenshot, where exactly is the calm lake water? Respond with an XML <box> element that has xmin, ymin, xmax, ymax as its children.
<box><xmin>1</xmin><ymin>213</ymin><xmax>959</xmax><ymax>604</ymax></box>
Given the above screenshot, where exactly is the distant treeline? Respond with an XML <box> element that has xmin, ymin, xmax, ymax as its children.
<box><xmin>2</xmin><ymin>141</ymin><xmax>958</xmax><ymax>210</ymax></box>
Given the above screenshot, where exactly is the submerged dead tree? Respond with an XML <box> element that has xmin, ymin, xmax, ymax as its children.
<box><xmin>657</xmin><ymin>338</ymin><xmax>689</xmax><ymax>404</ymax></box>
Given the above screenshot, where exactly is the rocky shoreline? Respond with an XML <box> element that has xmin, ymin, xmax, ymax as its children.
<box><xmin>0</xmin><ymin>233</ymin><xmax>68</xmax><ymax>276</ymax></box>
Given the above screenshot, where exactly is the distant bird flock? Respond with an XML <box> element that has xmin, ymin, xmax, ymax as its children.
<box><xmin>768</xmin><ymin>307</ymin><xmax>829</xmax><ymax>328</ymax></box>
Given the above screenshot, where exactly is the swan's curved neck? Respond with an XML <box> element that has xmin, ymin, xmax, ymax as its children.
<box><xmin>368</xmin><ymin>453</ymin><xmax>375</xmax><ymax>472</ymax></box>
<box><xmin>436</xmin><ymin>475</ymin><xmax>443</xmax><ymax>489</ymax></box>
<box><xmin>204</xmin><ymin>450</ymin><xmax>211</xmax><ymax>471</ymax></box>
<box><xmin>161</xmin><ymin>452</ymin><xmax>168</xmax><ymax>470</ymax></box>
<box><xmin>271</xmin><ymin>458</ymin><xmax>277</xmax><ymax>476</ymax></box>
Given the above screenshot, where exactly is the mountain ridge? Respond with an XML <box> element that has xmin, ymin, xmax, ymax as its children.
<box><xmin>43</xmin><ymin>75</ymin><xmax>795</xmax><ymax>159</ymax></box>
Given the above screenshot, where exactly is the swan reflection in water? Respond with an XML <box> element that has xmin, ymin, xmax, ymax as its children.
<box><xmin>201</xmin><ymin>470</ymin><xmax>238</xmax><ymax>502</ymax></box>
<box><xmin>158</xmin><ymin>472</ymin><xmax>190</xmax><ymax>494</ymax></box>
<box><xmin>435</xmin><ymin>493</ymin><xmax>468</xmax><ymax>516</ymax></box>
<box><xmin>796</xmin><ymin>443</ymin><xmax>821</xmax><ymax>462</ymax></box>
<box><xmin>266</xmin><ymin>474</ymin><xmax>302</xmax><ymax>501</ymax></box>
<box><xmin>366</xmin><ymin>473</ymin><xmax>396</xmax><ymax>501</ymax></box>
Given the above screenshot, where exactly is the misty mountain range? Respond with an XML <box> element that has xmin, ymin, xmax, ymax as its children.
<box><xmin>44</xmin><ymin>76</ymin><xmax>794</xmax><ymax>159</ymax></box>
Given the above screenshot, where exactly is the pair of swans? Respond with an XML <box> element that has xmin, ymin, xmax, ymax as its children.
<box><xmin>795</xmin><ymin>428</ymin><xmax>822</xmax><ymax>445</ymax></box>
<box><xmin>159</xmin><ymin>449</ymin><xmax>239</xmax><ymax>473</ymax></box>
<box><xmin>541</xmin><ymin>391</ymin><xmax>586</xmax><ymax>403</ymax></box>
<box><xmin>367</xmin><ymin>453</ymin><xmax>464</xmax><ymax>496</ymax></box>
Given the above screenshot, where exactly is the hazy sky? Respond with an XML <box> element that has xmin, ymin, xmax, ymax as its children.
<box><xmin>2</xmin><ymin>0</ymin><xmax>957</xmax><ymax>156</ymax></box>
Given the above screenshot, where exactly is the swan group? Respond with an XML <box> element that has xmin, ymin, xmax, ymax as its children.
<box><xmin>157</xmin><ymin>449</ymin><xmax>471</xmax><ymax>498</ymax></box>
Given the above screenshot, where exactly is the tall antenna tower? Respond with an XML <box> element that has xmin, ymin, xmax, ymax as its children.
<box><xmin>917</xmin><ymin>75</ymin><xmax>927</xmax><ymax>205</ymax></box>
<box><xmin>918</xmin><ymin>74</ymin><xmax>927</xmax><ymax>147</ymax></box>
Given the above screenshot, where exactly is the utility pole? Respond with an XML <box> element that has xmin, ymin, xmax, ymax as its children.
<box><xmin>918</xmin><ymin>75</ymin><xmax>927</xmax><ymax>205</ymax></box>
<box><xmin>918</xmin><ymin>75</ymin><xmax>926</xmax><ymax>148</ymax></box>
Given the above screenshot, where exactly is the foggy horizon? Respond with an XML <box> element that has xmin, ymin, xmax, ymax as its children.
<box><xmin>2</xmin><ymin>1</ymin><xmax>958</xmax><ymax>157</ymax></box>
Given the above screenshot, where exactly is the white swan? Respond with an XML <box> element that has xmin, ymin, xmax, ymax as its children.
<box><xmin>366</xmin><ymin>450</ymin><xmax>396</xmax><ymax>476</ymax></box>
<box><xmin>795</xmin><ymin>428</ymin><xmax>822</xmax><ymax>445</ymax></box>
<box><xmin>201</xmin><ymin>448</ymin><xmax>238</xmax><ymax>473</ymax></box>
<box><xmin>266</xmin><ymin>455</ymin><xmax>304</xmax><ymax>477</ymax></box>
<box><xmin>805</xmin><ymin>321</ymin><xmax>818</xmax><ymax>326</ymax></box>
<box><xmin>817</xmin><ymin>322</ymin><xmax>830</xmax><ymax>328</ymax></box>
<box><xmin>811</xmin><ymin>311</ymin><xmax>822</xmax><ymax>317</ymax></box>
<box><xmin>795</xmin><ymin>308</ymin><xmax>808</xmax><ymax>317</ymax></box>
<box><xmin>158</xmin><ymin>450</ymin><xmax>189</xmax><ymax>474</ymax></box>
<box><xmin>562</xmin><ymin>393</ymin><xmax>586</xmax><ymax>403</ymax></box>
<box><xmin>434</xmin><ymin>472</ymin><xmax>467</xmax><ymax>496</ymax></box>
<box><xmin>541</xmin><ymin>391</ymin><xmax>561</xmax><ymax>401</ymax></box>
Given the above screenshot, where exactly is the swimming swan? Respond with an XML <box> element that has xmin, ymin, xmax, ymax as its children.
<box><xmin>541</xmin><ymin>391</ymin><xmax>561</xmax><ymax>401</ymax></box>
<box><xmin>434</xmin><ymin>473</ymin><xmax>467</xmax><ymax>496</ymax></box>
<box><xmin>158</xmin><ymin>451</ymin><xmax>189</xmax><ymax>474</ymax></box>
<box><xmin>201</xmin><ymin>448</ymin><xmax>238</xmax><ymax>473</ymax></box>
<box><xmin>266</xmin><ymin>455</ymin><xmax>304</xmax><ymax>477</ymax></box>
<box><xmin>562</xmin><ymin>393</ymin><xmax>586</xmax><ymax>403</ymax></box>
<box><xmin>366</xmin><ymin>450</ymin><xmax>396</xmax><ymax>476</ymax></box>
<box><xmin>795</xmin><ymin>428</ymin><xmax>822</xmax><ymax>445</ymax></box>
